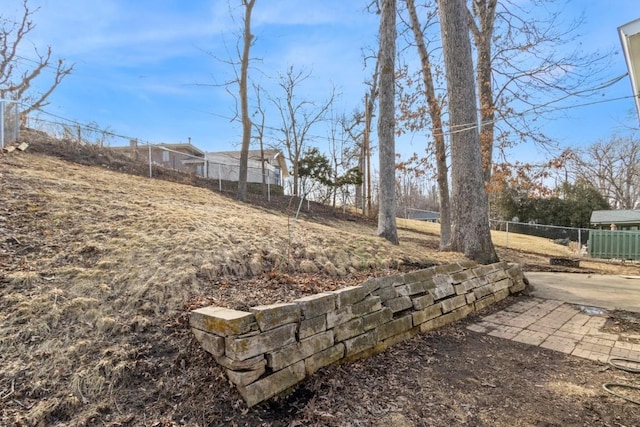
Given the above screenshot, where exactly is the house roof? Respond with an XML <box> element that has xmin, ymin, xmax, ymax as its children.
<box><xmin>111</xmin><ymin>142</ymin><xmax>205</xmax><ymax>158</ymax></box>
<box><xmin>408</xmin><ymin>210</ymin><xmax>440</xmax><ymax>221</ymax></box>
<box><xmin>590</xmin><ymin>210</ymin><xmax>640</xmax><ymax>224</ymax></box>
<box><xmin>207</xmin><ymin>149</ymin><xmax>288</xmax><ymax>177</ymax></box>
<box><xmin>208</xmin><ymin>149</ymin><xmax>282</xmax><ymax>161</ymax></box>
<box><xmin>157</xmin><ymin>143</ymin><xmax>204</xmax><ymax>157</ymax></box>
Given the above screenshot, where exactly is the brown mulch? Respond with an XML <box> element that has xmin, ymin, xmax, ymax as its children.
<box><xmin>61</xmin><ymin>295</ymin><xmax>638</xmax><ymax>427</ymax></box>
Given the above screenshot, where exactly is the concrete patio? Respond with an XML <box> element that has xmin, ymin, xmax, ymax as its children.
<box><xmin>468</xmin><ymin>296</ymin><xmax>640</xmax><ymax>363</ymax></box>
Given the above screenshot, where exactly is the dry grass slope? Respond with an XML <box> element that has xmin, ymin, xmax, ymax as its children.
<box><xmin>2</xmin><ymin>145</ymin><xmax>638</xmax><ymax>426</ymax></box>
<box><xmin>0</xmin><ymin>150</ymin><xmax>459</xmax><ymax>425</ymax></box>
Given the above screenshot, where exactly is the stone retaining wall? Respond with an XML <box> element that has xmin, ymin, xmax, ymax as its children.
<box><xmin>190</xmin><ymin>261</ymin><xmax>527</xmax><ymax>406</ymax></box>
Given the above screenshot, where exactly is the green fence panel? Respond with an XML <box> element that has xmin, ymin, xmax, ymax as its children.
<box><xmin>588</xmin><ymin>230</ymin><xmax>640</xmax><ymax>260</ymax></box>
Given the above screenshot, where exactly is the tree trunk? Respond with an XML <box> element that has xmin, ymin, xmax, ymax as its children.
<box><xmin>365</xmin><ymin>91</ymin><xmax>375</xmax><ymax>217</ymax></box>
<box><xmin>468</xmin><ymin>0</ymin><xmax>497</xmax><ymax>185</ymax></box>
<box><xmin>437</xmin><ymin>0</ymin><xmax>498</xmax><ymax>263</ymax></box>
<box><xmin>405</xmin><ymin>0</ymin><xmax>451</xmax><ymax>249</ymax></box>
<box><xmin>377</xmin><ymin>0</ymin><xmax>399</xmax><ymax>245</ymax></box>
<box><xmin>237</xmin><ymin>0</ymin><xmax>256</xmax><ymax>202</ymax></box>
<box><xmin>356</xmin><ymin>144</ymin><xmax>364</xmax><ymax>214</ymax></box>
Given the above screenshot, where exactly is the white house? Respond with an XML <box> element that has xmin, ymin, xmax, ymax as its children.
<box><xmin>205</xmin><ymin>149</ymin><xmax>288</xmax><ymax>187</ymax></box>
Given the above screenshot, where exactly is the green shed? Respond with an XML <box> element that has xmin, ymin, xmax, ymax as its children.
<box><xmin>590</xmin><ymin>210</ymin><xmax>640</xmax><ymax>231</ymax></box>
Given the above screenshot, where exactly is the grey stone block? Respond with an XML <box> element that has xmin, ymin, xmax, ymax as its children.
<box><xmin>294</xmin><ymin>293</ymin><xmax>336</xmax><ymax>318</ymax></box>
<box><xmin>491</xmin><ymin>278</ymin><xmax>511</xmax><ymax>292</ymax></box>
<box><xmin>450</xmin><ymin>269</ymin><xmax>476</xmax><ymax>284</ymax></box>
<box><xmin>385</xmin><ymin>295</ymin><xmax>413</xmax><ymax>313</ymax></box>
<box><xmin>352</xmin><ymin>296</ymin><xmax>382</xmax><ymax>316</ymax></box>
<box><xmin>412</xmin><ymin>293</ymin><xmax>434</xmax><ymax>310</ymax></box>
<box><xmin>192</xmin><ymin>328</ymin><xmax>225</xmax><ymax>357</ymax></box>
<box><xmin>190</xmin><ymin>306</ymin><xmax>256</xmax><ymax>336</ymax></box>
<box><xmin>372</xmin><ymin>284</ymin><xmax>398</xmax><ymax>302</ymax></box>
<box><xmin>457</xmin><ymin>260</ymin><xmax>478</xmax><ymax>269</ymax></box>
<box><xmin>344</xmin><ymin>330</ymin><xmax>378</xmax><ymax>356</ymax></box>
<box><xmin>333</xmin><ymin>317</ymin><xmax>364</xmax><ymax>342</ymax></box>
<box><xmin>333</xmin><ymin>285</ymin><xmax>371</xmax><ymax>308</ymax></box>
<box><xmin>431</xmin><ymin>282</ymin><xmax>455</xmax><ymax>300</ymax></box>
<box><xmin>434</xmin><ymin>263</ymin><xmax>465</xmax><ymax>275</ymax></box>
<box><xmin>473</xmin><ymin>283</ymin><xmax>494</xmax><ymax>299</ymax></box>
<box><xmin>412</xmin><ymin>304</ymin><xmax>442</xmax><ymax>325</ymax></box>
<box><xmin>326</xmin><ymin>306</ymin><xmax>355</xmax><ymax>328</ymax></box>
<box><xmin>402</xmin><ymin>268</ymin><xmax>435</xmax><ymax>284</ymax></box>
<box><xmin>298</xmin><ymin>314</ymin><xmax>327</xmax><ymax>340</ymax></box>
<box><xmin>362</xmin><ymin>307</ymin><xmax>393</xmax><ymax>330</ymax></box>
<box><xmin>266</xmin><ymin>330</ymin><xmax>334</xmax><ymax>371</ymax></box>
<box><xmin>226</xmin><ymin>366</ymin><xmax>265</xmax><ymax>386</ymax></box>
<box><xmin>474</xmin><ymin>295</ymin><xmax>496</xmax><ymax>311</ymax></box>
<box><xmin>214</xmin><ymin>354</ymin><xmax>266</xmax><ymax>371</ymax></box>
<box><xmin>305</xmin><ymin>343</ymin><xmax>345</xmax><ymax>375</ymax></box>
<box><xmin>441</xmin><ymin>295</ymin><xmax>467</xmax><ymax>313</ymax></box>
<box><xmin>237</xmin><ymin>360</ymin><xmax>306</xmax><ymax>407</ymax></box>
<box><xmin>226</xmin><ymin>323</ymin><xmax>297</xmax><ymax>361</ymax></box>
<box><xmin>486</xmin><ymin>270</ymin><xmax>508</xmax><ymax>283</ymax></box>
<box><xmin>360</xmin><ymin>277</ymin><xmax>382</xmax><ymax>294</ymax></box>
<box><xmin>377</xmin><ymin>315</ymin><xmax>413</xmax><ymax>341</ymax></box>
<box><xmin>395</xmin><ymin>281</ymin><xmax>429</xmax><ymax>296</ymax></box>
<box><xmin>454</xmin><ymin>277</ymin><xmax>484</xmax><ymax>295</ymax></box>
<box><xmin>250</xmin><ymin>303</ymin><xmax>301</xmax><ymax>332</ymax></box>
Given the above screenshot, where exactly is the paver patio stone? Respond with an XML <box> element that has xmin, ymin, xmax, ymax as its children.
<box><xmin>467</xmin><ymin>298</ymin><xmax>639</xmax><ymax>366</ymax></box>
<box><xmin>552</xmin><ymin>330</ymin><xmax>584</xmax><ymax>341</ymax></box>
<box><xmin>488</xmin><ymin>324</ymin><xmax>522</xmax><ymax>339</ymax></box>
<box><xmin>540</xmin><ymin>335</ymin><xmax>577</xmax><ymax>354</ymax></box>
<box><xmin>512</xmin><ymin>329</ymin><xmax>549</xmax><ymax>346</ymax></box>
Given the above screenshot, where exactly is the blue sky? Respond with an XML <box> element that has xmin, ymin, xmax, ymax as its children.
<box><xmin>7</xmin><ymin>0</ymin><xmax>640</xmax><ymax>165</ymax></box>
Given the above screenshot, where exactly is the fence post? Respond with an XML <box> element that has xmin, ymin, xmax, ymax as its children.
<box><xmin>13</xmin><ymin>104</ymin><xmax>19</xmax><ymax>143</ymax></box>
<box><xmin>506</xmin><ymin>221</ymin><xmax>509</xmax><ymax>248</ymax></box>
<box><xmin>578</xmin><ymin>229</ymin><xmax>582</xmax><ymax>257</ymax></box>
<box><xmin>0</xmin><ymin>100</ymin><xmax>5</xmax><ymax>149</ymax></box>
<box><xmin>267</xmin><ymin>168</ymin><xmax>271</xmax><ymax>202</ymax></box>
<box><xmin>148</xmin><ymin>144</ymin><xmax>152</xmax><ymax>178</ymax></box>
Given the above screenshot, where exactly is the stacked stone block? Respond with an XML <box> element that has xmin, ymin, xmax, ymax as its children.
<box><xmin>190</xmin><ymin>261</ymin><xmax>527</xmax><ymax>406</ymax></box>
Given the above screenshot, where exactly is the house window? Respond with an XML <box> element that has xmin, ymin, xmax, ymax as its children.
<box><xmin>162</xmin><ymin>150</ymin><xmax>170</xmax><ymax>162</ymax></box>
<box><xmin>274</xmin><ymin>167</ymin><xmax>281</xmax><ymax>186</ymax></box>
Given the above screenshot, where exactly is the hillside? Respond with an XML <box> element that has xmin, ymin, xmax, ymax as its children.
<box><xmin>2</xmin><ymin>137</ymin><xmax>639</xmax><ymax>426</ymax></box>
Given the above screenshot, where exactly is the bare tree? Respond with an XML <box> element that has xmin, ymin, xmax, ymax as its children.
<box><xmin>236</xmin><ymin>0</ymin><xmax>256</xmax><ymax>202</ymax></box>
<box><xmin>251</xmin><ymin>82</ymin><xmax>268</xmax><ymax>194</ymax></box>
<box><xmin>270</xmin><ymin>66</ymin><xmax>335</xmax><ymax>197</ymax></box>
<box><xmin>438</xmin><ymin>0</ymin><xmax>498</xmax><ymax>263</ymax></box>
<box><xmin>377</xmin><ymin>0</ymin><xmax>399</xmax><ymax>245</ymax></box>
<box><xmin>328</xmin><ymin>111</ymin><xmax>360</xmax><ymax>209</ymax></box>
<box><xmin>466</xmin><ymin>0</ymin><xmax>610</xmax><ymax>184</ymax></box>
<box><xmin>0</xmin><ymin>0</ymin><xmax>73</xmax><ymax>116</ymax></box>
<box><xmin>402</xmin><ymin>0</ymin><xmax>451</xmax><ymax>248</ymax></box>
<box><xmin>467</xmin><ymin>0</ymin><xmax>496</xmax><ymax>184</ymax></box>
<box><xmin>570</xmin><ymin>135</ymin><xmax>640</xmax><ymax>210</ymax></box>
<box><xmin>364</xmin><ymin>61</ymin><xmax>379</xmax><ymax>217</ymax></box>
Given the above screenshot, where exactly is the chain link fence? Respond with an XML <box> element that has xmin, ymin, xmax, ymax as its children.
<box><xmin>121</xmin><ymin>142</ymin><xmax>285</xmax><ymax>199</ymax></box>
<box><xmin>490</xmin><ymin>219</ymin><xmax>589</xmax><ymax>252</ymax></box>
<box><xmin>1</xmin><ymin>99</ymin><xmax>20</xmax><ymax>148</ymax></box>
<box><xmin>25</xmin><ymin>116</ymin><xmax>287</xmax><ymax>199</ymax></box>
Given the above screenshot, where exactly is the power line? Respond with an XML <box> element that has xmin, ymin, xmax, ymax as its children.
<box><xmin>17</xmin><ymin>72</ymin><xmax>638</xmax><ymax>157</ymax></box>
<box><xmin>431</xmin><ymin>73</ymin><xmax>633</xmax><ymax>138</ymax></box>
<box><xmin>31</xmin><ymin>109</ymin><xmax>156</xmax><ymax>146</ymax></box>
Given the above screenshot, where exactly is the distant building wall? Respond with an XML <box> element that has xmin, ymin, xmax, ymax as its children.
<box><xmin>205</xmin><ymin>154</ymin><xmax>282</xmax><ymax>186</ymax></box>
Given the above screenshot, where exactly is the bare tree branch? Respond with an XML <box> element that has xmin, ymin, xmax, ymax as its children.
<box><xmin>0</xmin><ymin>0</ymin><xmax>73</xmax><ymax>116</ymax></box>
<box><xmin>269</xmin><ymin>66</ymin><xmax>336</xmax><ymax>196</ymax></box>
